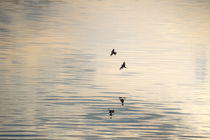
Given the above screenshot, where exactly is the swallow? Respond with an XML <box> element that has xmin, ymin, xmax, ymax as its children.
<box><xmin>110</xmin><ymin>49</ymin><xmax>117</xmax><ymax>56</ymax></box>
<box><xmin>108</xmin><ymin>108</ymin><xmax>115</xmax><ymax>116</ymax></box>
<box><xmin>120</xmin><ymin>61</ymin><xmax>126</xmax><ymax>70</ymax></box>
<box><xmin>119</xmin><ymin>97</ymin><xmax>126</xmax><ymax>105</ymax></box>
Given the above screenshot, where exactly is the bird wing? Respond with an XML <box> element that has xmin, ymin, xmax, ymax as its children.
<box><xmin>110</xmin><ymin>50</ymin><xmax>114</xmax><ymax>56</ymax></box>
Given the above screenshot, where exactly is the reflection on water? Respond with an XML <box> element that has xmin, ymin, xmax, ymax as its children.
<box><xmin>0</xmin><ymin>0</ymin><xmax>210</xmax><ymax>139</ymax></box>
<box><xmin>194</xmin><ymin>46</ymin><xmax>208</xmax><ymax>82</ymax></box>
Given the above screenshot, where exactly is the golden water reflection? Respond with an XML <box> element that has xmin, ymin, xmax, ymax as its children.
<box><xmin>0</xmin><ymin>0</ymin><xmax>210</xmax><ymax>139</ymax></box>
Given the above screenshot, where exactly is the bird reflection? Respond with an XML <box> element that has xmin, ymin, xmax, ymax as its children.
<box><xmin>120</xmin><ymin>61</ymin><xmax>126</xmax><ymax>70</ymax></box>
<box><xmin>108</xmin><ymin>108</ymin><xmax>115</xmax><ymax>119</ymax></box>
<box><xmin>119</xmin><ymin>97</ymin><xmax>126</xmax><ymax>106</ymax></box>
<box><xmin>110</xmin><ymin>49</ymin><xmax>117</xmax><ymax>56</ymax></box>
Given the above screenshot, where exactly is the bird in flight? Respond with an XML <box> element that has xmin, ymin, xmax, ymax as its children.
<box><xmin>110</xmin><ymin>49</ymin><xmax>117</xmax><ymax>56</ymax></box>
<box><xmin>120</xmin><ymin>61</ymin><xmax>126</xmax><ymax>70</ymax></box>
<box><xmin>119</xmin><ymin>97</ymin><xmax>126</xmax><ymax>105</ymax></box>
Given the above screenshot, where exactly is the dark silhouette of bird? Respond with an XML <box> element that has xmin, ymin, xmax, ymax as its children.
<box><xmin>108</xmin><ymin>108</ymin><xmax>115</xmax><ymax>116</ymax></box>
<box><xmin>110</xmin><ymin>49</ymin><xmax>117</xmax><ymax>56</ymax></box>
<box><xmin>119</xmin><ymin>97</ymin><xmax>126</xmax><ymax>105</ymax></box>
<box><xmin>120</xmin><ymin>61</ymin><xmax>126</xmax><ymax>70</ymax></box>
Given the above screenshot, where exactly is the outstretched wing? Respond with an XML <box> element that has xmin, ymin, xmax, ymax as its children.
<box><xmin>123</xmin><ymin>62</ymin><xmax>126</xmax><ymax>66</ymax></box>
<box><xmin>110</xmin><ymin>49</ymin><xmax>114</xmax><ymax>56</ymax></box>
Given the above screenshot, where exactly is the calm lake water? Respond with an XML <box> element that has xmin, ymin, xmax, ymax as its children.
<box><xmin>0</xmin><ymin>0</ymin><xmax>210</xmax><ymax>139</ymax></box>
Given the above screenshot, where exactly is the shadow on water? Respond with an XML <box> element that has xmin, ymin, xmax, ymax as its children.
<box><xmin>78</xmin><ymin>95</ymin><xmax>197</xmax><ymax>139</ymax></box>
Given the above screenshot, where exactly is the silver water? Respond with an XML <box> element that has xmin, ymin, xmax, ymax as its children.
<box><xmin>0</xmin><ymin>0</ymin><xmax>210</xmax><ymax>139</ymax></box>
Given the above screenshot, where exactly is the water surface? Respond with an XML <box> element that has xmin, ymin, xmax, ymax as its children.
<box><xmin>0</xmin><ymin>0</ymin><xmax>210</xmax><ymax>139</ymax></box>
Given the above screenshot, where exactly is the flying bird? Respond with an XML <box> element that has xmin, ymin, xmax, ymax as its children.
<box><xmin>110</xmin><ymin>49</ymin><xmax>117</xmax><ymax>56</ymax></box>
<box><xmin>120</xmin><ymin>61</ymin><xmax>126</xmax><ymax>70</ymax></box>
<box><xmin>119</xmin><ymin>97</ymin><xmax>126</xmax><ymax>105</ymax></box>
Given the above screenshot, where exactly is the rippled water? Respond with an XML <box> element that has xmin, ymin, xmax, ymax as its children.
<box><xmin>0</xmin><ymin>0</ymin><xmax>210</xmax><ymax>139</ymax></box>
